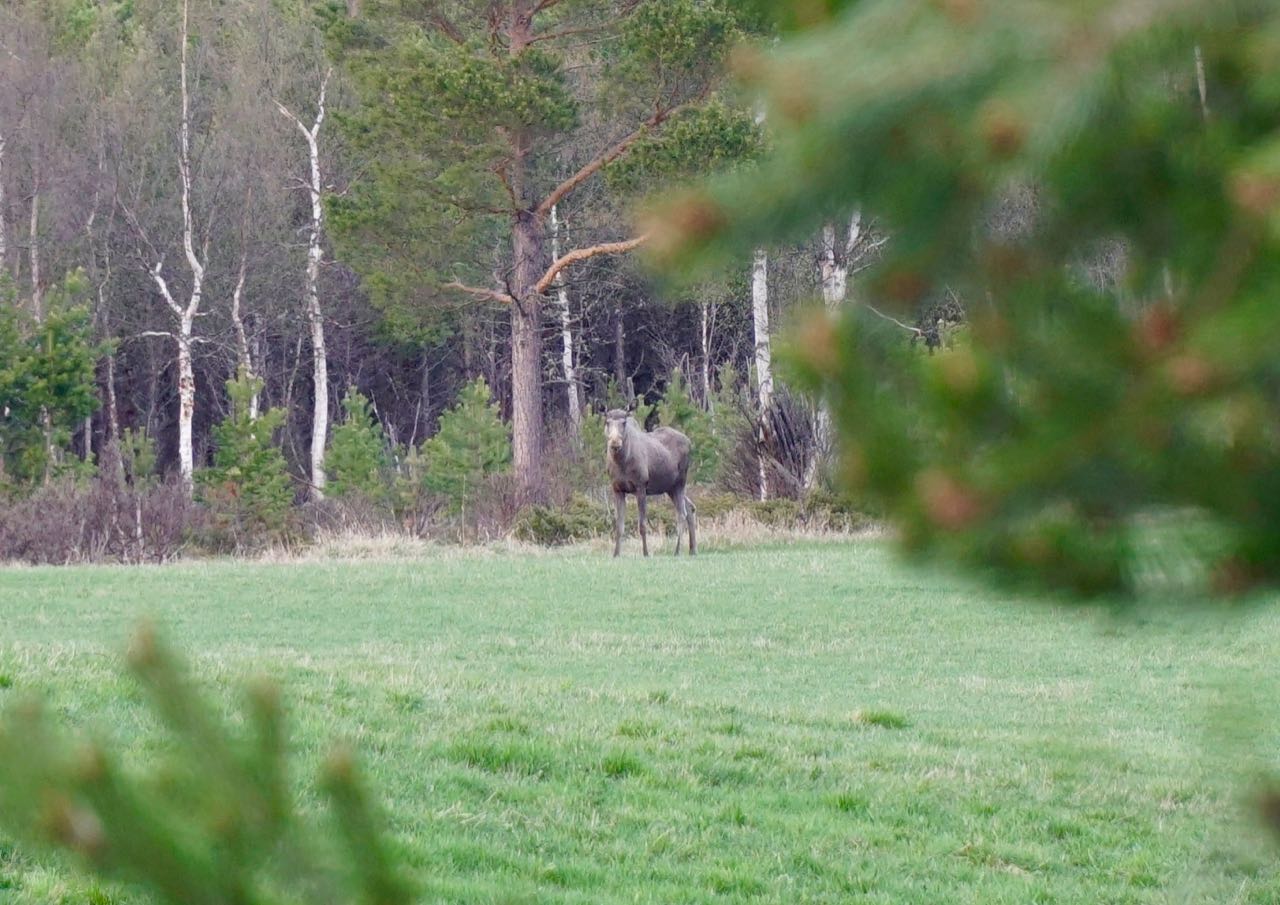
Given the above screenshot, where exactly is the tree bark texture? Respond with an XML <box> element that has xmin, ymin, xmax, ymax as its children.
<box><xmin>510</xmin><ymin>209</ymin><xmax>545</xmax><ymax>494</ymax></box>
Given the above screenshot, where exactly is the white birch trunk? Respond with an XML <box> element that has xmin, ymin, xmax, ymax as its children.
<box><xmin>806</xmin><ymin>211</ymin><xmax>863</xmax><ymax>490</ymax></box>
<box><xmin>176</xmin><ymin>325</ymin><xmax>195</xmax><ymax>491</ymax></box>
<box><xmin>277</xmin><ymin>69</ymin><xmax>333</xmax><ymax>500</ymax></box>
<box><xmin>29</xmin><ymin>178</ymin><xmax>55</xmax><ymax>481</ymax></box>
<box><xmin>700</xmin><ymin>298</ymin><xmax>713</xmax><ymax>411</ymax></box>
<box><xmin>146</xmin><ymin>0</ymin><xmax>207</xmax><ymax>496</ymax></box>
<box><xmin>230</xmin><ymin>241</ymin><xmax>259</xmax><ymax>419</ymax></box>
<box><xmin>0</xmin><ymin>129</ymin><xmax>7</xmax><ymax>271</ymax></box>
<box><xmin>752</xmin><ymin>248</ymin><xmax>772</xmax><ymax>500</ymax></box>
<box><xmin>1194</xmin><ymin>45</ymin><xmax>1210</xmax><ymax>121</ymax></box>
<box><xmin>550</xmin><ymin>204</ymin><xmax>581</xmax><ymax>432</ymax></box>
<box><xmin>29</xmin><ymin>182</ymin><xmax>41</xmax><ymax>321</ymax></box>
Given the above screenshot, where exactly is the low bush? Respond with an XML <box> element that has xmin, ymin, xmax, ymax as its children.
<box><xmin>0</xmin><ymin>467</ymin><xmax>197</xmax><ymax>565</ymax></box>
<box><xmin>513</xmin><ymin>495</ymin><xmax>613</xmax><ymax>545</ymax></box>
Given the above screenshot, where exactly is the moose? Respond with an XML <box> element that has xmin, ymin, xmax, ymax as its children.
<box><xmin>604</xmin><ymin>407</ymin><xmax>697</xmax><ymax>557</ymax></box>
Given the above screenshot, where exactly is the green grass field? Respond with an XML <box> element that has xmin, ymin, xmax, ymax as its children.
<box><xmin>2</xmin><ymin>541</ymin><xmax>1279</xmax><ymax>903</ymax></box>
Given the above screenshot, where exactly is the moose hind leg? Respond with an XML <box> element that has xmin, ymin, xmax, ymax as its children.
<box><xmin>637</xmin><ymin>488</ymin><xmax>649</xmax><ymax>557</ymax></box>
<box><xmin>670</xmin><ymin>491</ymin><xmax>684</xmax><ymax>555</ymax></box>
<box><xmin>613</xmin><ymin>490</ymin><xmax>626</xmax><ymax>557</ymax></box>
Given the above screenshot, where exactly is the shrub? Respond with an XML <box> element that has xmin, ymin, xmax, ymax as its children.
<box><xmin>198</xmin><ymin>372</ymin><xmax>295</xmax><ymax>550</ymax></box>
<box><xmin>422</xmin><ymin>378</ymin><xmax>510</xmax><ymax>515</ymax></box>
<box><xmin>513</xmin><ymin>495</ymin><xmax>613</xmax><ymax>545</ymax></box>
<box><xmin>0</xmin><ymin>469</ymin><xmax>196</xmax><ymax>565</ymax></box>
<box><xmin>327</xmin><ymin>389</ymin><xmax>389</xmax><ymax>501</ymax></box>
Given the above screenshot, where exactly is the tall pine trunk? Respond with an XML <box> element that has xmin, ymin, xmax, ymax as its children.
<box><xmin>510</xmin><ymin>210</ymin><xmax>545</xmax><ymax>494</ymax></box>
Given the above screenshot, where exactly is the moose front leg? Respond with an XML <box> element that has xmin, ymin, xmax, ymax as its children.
<box><xmin>613</xmin><ymin>490</ymin><xmax>626</xmax><ymax>557</ymax></box>
<box><xmin>636</xmin><ymin>487</ymin><xmax>649</xmax><ymax>557</ymax></box>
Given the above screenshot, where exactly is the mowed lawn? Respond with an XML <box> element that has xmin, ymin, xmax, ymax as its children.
<box><xmin>2</xmin><ymin>542</ymin><xmax>1279</xmax><ymax>904</ymax></box>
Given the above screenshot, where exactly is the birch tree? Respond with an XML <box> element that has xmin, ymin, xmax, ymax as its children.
<box><xmin>0</xmin><ymin>126</ymin><xmax>7</xmax><ymax>272</ymax></box>
<box><xmin>276</xmin><ymin>69</ymin><xmax>333</xmax><ymax>500</ymax></box>
<box><xmin>805</xmin><ymin>210</ymin><xmax>882</xmax><ymax>490</ymax></box>
<box><xmin>550</xmin><ymin>204</ymin><xmax>581</xmax><ymax>432</ymax></box>
<box><xmin>751</xmin><ymin>247</ymin><xmax>771</xmax><ymax>500</ymax></box>
<box><xmin>130</xmin><ymin>0</ymin><xmax>208</xmax><ymax>496</ymax></box>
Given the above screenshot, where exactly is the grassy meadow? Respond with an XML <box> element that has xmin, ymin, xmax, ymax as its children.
<box><xmin>1</xmin><ymin>540</ymin><xmax>1279</xmax><ymax>903</ymax></box>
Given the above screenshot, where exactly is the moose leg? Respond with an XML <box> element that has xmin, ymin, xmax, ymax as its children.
<box><xmin>613</xmin><ymin>490</ymin><xmax>626</xmax><ymax>557</ymax></box>
<box><xmin>685</xmin><ymin>492</ymin><xmax>697</xmax><ymax>556</ymax></box>
<box><xmin>637</xmin><ymin>487</ymin><xmax>649</xmax><ymax>557</ymax></box>
<box><xmin>670</xmin><ymin>491</ymin><xmax>684</xmax><ymax>555</ymax></box>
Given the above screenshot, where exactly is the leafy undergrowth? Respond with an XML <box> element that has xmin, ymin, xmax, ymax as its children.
<box><xmin>1</xmin><ymin>544</ymin><xmax>1279</xmax><ymax>903</ymax></box>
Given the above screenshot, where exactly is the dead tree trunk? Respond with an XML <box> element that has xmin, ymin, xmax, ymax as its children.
<box><xmin>277</xmin><ymin>69</ymin><xmax>333</xmax><ymax>500</ymax></box>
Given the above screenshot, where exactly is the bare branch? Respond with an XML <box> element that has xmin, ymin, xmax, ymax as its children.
<box><xmin>527</xmin><ymin>23</ymin><xmax>611</xmax><ymax>46</ymax></box>
<box><xmin>866</xmin><ymin>303</ymin><xmax>923</xmax><ymax>336</ymax></box>
<box><xmin>535</xmin><ymin>234</ymin><xmax>649</xmax><ymax>296</ymax></box>
<box><xmin>443</xmin><ymin>281</ymin><xmax>516</xmax><ymax>305</ymax></box>
<box><xmin>428</xmin><ymin>10</ymin><xmax>466</xmax><ymax>44</ymax></box>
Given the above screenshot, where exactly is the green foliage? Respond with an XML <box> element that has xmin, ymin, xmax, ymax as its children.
<box><xmin>0</xmin><ymin>272</ymin><xmax>102</xmax><ymax>486</ymax></box>
<box><xmin>421</xmin><ymin>378</ymin><xmax>510</xmax><ymax>514</ymax></box>
<box><xmin>199</xmin><ymin>372</ymin><xmax>294</xmax><ymax>546</ymax></box>
<box><xmin>0</xmin><ymin>626</ymin><xmax>412</xmax><ymax>905</ymax></box>
<box><xmin>327</xmin><ymin>388</ymin><xmax>390</xmax><ymax>501</ymax></box>
<box><xmin>662</xmin><ymin>0</ymin><xmax>1280</xmax><ymax>597</ymax></box>
<box><xmin>513</xmin><ymin>495</ymin><xmax>613</xmax><ymax>545</ymax></box>
<box><xmin>607</xmin><ymin>99</ymin><xmax>763</xmax><ymax>196</ymax></box>
<box><xmin>119</xmin><ymin>426</ymin><xmax>157</xmax><ymax>488</ymax></box>
<box><xmin>655</xmin><ymin>368</ymin><xmax>715</xmax><ymax>483</ymax></box>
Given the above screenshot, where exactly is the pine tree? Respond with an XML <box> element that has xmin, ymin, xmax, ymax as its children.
<box><xmin>200</xmin><ymin>372</ymin><xmax>294</xmax><ymax>545</ymax></box>
<box><xmin>422</xmin><ymin>378</ymin><xmax>511</xmax><ymax>514</ymax></box>
<box><xmin>0</xmin><ymin>271</ymin><xmax>100</xmax><ymax>486</ymax></box>
<box><xmin>327</xmin><ymin>0</ymin><xmax>749</xmax><ymax>493</ymax></box>
<box><xmin>327</xmin><ymin>388</ymin><xmax>389</xmax><ymax>501</ymax></box>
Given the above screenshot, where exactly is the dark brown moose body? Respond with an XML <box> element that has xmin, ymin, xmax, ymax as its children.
<box><xmin>604</xmin><ymin>409</ymin><xmax>697</xmax><ymax>556</ymax></box>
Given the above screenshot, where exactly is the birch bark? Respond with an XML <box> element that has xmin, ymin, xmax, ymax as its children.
<box><xmin>752</xmin><ymin>248</ymin><xmax>772</xmax><ymax>500</ymax></box>
<box><xmin>550</xmin><ymin>204</ymin><xmax>581</xmax><ymax>431</ymax></box>
<box><xmin>806</xmin><ymin>211</ymin><xmax>863</xmax><ymax>489</ymax></box>
<box><xmin>276</xmin><ymin>69</ymin><xmax>333</xmax><ymax>499</ymax></box>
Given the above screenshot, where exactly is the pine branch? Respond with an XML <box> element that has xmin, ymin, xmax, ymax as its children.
<box><xmin>535</xmin><ymin>234</ymin><xmax>649</xmax><ymax>296</ymax></box>
<box><xmin>535</xmin><ymin>102</ymin><xmax>695</xmax><ymax>218</ymax></box>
